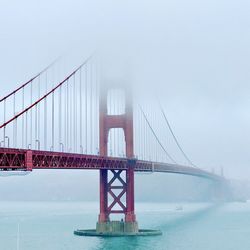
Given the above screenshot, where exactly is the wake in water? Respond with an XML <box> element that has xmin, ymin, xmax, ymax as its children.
<box><xmin>160</xmin><ymin>203</ymin><xmax>222</xmax><ymax>231</ymax></box>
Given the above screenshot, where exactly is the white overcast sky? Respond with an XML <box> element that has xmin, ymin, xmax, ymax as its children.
<box><xmin>0</xmin><ymin>0</ymin><xmax>249</xmax><ymax>180</ymax></box>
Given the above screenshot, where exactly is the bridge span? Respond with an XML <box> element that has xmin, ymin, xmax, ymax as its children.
<box><xmin>0</xmin><ymin>148</ymin><xmax>223</xmax><ymax>181</ymax></box>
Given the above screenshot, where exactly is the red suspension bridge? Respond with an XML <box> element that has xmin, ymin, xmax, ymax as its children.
<box><xmin>0</xmin><ymin>56</ymin><xmax>224</xmax><ymax>236</ymax></box>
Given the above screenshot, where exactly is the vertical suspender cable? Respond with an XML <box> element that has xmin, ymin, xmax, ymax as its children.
<box><xmin>64</xmin><ymin>81</ymin><xmax>67</xmax><ymax>152</ymax></box>
<box><xmin>79</xmin><ymin>68</ymin><xmax>83</xmax><ymax>153</ymax></box>
<box><xmin>153</xmin><ymin>108</ymin><xmax>156</xmax><ymax>161</ymax></box>
<box><xmin>38</xmin><ymin>75</ymin><xmax>40</xmax><ymax>147</ymax></box>
<box><xmin>30</xmin><ymin>81</ymin><xmax>33</xmax><ymax>148</ymax></box>
<box><xmin>141</xmin><ymin>106</ymin><xmax>144</xmax><ymax>160</ymax></box>
<box><xmin>138</xmin><ymin>107</ymin><xmax>141</xmax><ymax>159</ymax></box>
<box><xmin>90</xmin><ymin>61</ymin><xmax>92</xmax><ymax>154</ymax></box>
<box><xmin>66</xmin><ymin>80</ymin><xmax>69</xmax><ymax>151</ymax></box>
<box><xmin>69</xmin><ymin>78</ymin><xmax>72</xmax><ymax>151</ymax></box>
<box><xmin>94</xmin><ymin>61</ymin><xmax>96</xmax><ymax>153</ymax></box>
<box><xmin>72</xmin><ymin>75</ymin><xmax>73</xmax><ymax>152</ymax></box>
<box><xmin>71</xmin><ymin>77</ymin><xmax>73</xmax><ymax>151</ymax></box>
<box><xmin>44</xmin><ymin>72</ymin><xmax>47</xmax><ymax>150</ymax></box>
<box><xmin>52</xmin><ymin>91</ymin><xmax>54</xmax><ymax>151</ymax></box>
<box><xmin>140</xmin><ymin>108</ymin><xmax>143</xmax><ymax>159</ymax></box>
<box><xmin>68</xmin><ymin>79</ymin><xmax>72</xmax><ymax>152</ymax></box>
<box><xmin>117</xmin><ymin>91</ymin><xmax>120</xmax><ymax>156</ymax></box>
<box><xmin>154</xmin><ymin>110</ymin><xmax>157</xmax><ymax>161</ymax></box>
<box><xmin>144</xmin><ymin>109</ymin><xmax>146</xmax><ymax>160</ymax></box>
<box><xmin>68</xmin><ymin>78</ymin><xmax>70</xmax><ymax>151</ymax></box>
<box><xmin>145</xmin><ymin>105</ymin><xmax>147</xmax><ymax>161</ymax></box>
<box><xmin>113</xmin><ymin>92</ymin><xmax>115</xmax><ymax>156</ymax></box>
<box><xmin>22</xmin><ymin>87</ymin><xmax>24</xmax><ymax>148</ymax></box>
<box><xmin>117</xmin><ymin>92</ymin><xmax>119</xmax><ymax>156</ymax></box>
<box><xmin>140</xmin><ymin>107</ymin><xmax>142</xmax><ymax>159</ymax></box>
<box><xmin>35</xmin><ymin>102</ymin><xmax>38</xmax><ymax>148</ymax></box>
<box><xmin>85</xmin><ymin>64</ymin><xmax>88</xmax><ymax>153</ymax></box>
<box><xmin>143</xmin><ymin>105</ymin><xmax>146</xmax><ymax>160</ymax></box>
<box><xmin>25</xmin><ymin>111</ymin><xmax>28</xmax><ymax>148</ymax></box>
<box><xmin>112</xmin><ymin>94</ymin><xmax>114</xmax><ymax>156</ymax></box>
<box><xmin>143</xmin><ymin>105</ymin><xmax>145</xmax><ymax>160</ymax></box>
<box><xmin>3</xmin><ymin>100</ymin><xmax>6</xmax><ymax>147</ymax></box>
<box><xmin>59</xmin><ymin>84</ymin><xmax>62</xmax><ymax>150</ymax></box>
<box><xmin>140</xmin><ymin>110</ymin><xmax>143</xmax><ymax>160</ymax></box>
<box><xmin>35</xmin><ymin>78</ymin><xmax>38</xmax><ymax>148</ymax></box>
<box><xmin>73</xmin><ymin>74</ymin><xmax>75</xmax><ymax>152</ymax></box>
<box><xmin>154</xmin><ymin>112</ymin><xmax>160</xmax><ymax>161</ymax></box>
<box><xmin>96</xmin><ymin>61</ymin><xmax>99</xmax><ymax>154</ymax></box>
<box><xmin>93</xmin><ymin>60</ymin><xmax>96</xmax><ymax>153</ymax></box>
<box><xmin>13</xmin><ymin>93</ymin><xmax>16</xmax><ymax>147</ymax></box>
<box><xmin>108</xmin><ymin>93</ymin><xmax>111</xmax><ymax>155</ymax></box>
<box><xmin>74</xmin><ymin>73</ymin><xmax>76</xmax><ymax>152</ymax></box>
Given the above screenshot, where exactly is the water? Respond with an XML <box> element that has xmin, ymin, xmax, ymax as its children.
<box><xmin>0</xmin><ymin>201</ymin><xmax>249</xmax><ymax>250</ymax></box>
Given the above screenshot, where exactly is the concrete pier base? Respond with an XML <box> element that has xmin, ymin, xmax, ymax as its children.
<box><xmin>96</xmin><ymin>221</ymin><xmax>139</xmax><ymax>233</ymax></box>
<box><xmin>74</xmin><ymin>221</ymin><xmax>162</xmax><ymax>237</ymax></box>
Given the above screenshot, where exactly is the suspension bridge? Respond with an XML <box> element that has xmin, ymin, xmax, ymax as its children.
<box><xmin>0</xmin><ymin>55</ymin><xmax>225</xmax><ymax>236</ymax></box>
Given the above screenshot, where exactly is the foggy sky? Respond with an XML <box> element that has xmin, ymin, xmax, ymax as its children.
<box><xmin>0</xmin><ymin>0</ymin><xmax>249</xmax><ymax>200</ymax></box>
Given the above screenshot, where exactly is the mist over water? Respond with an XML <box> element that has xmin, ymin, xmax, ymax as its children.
<box><xmin>1</xmin><ymin>201</ymin><xmax>250</xmax><ymax>250</ymax></box>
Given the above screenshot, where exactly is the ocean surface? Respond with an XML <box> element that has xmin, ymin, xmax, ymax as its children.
<box><xmin>0</xmin><ymin>201</ymin><xmax>249</xmax><ymax>250</ymax></box>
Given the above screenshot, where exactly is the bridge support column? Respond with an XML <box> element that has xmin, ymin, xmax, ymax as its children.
<box><xmin>125</xmin><ymin>160</ymin><xmax>136</xmax><ymax>223</ymax></box>
<box><xmin>74</xmin><ymin>83</ymin><xmax>161</xmax><ymax>237</ymax></box>
<box><xmin>99</xmin><ymin>169</ymin><xmax>108</xmax><ymax>222</ymax></box>
<box><xmin>96</xmin><ymin>84</ymin><xmax>139</xmax><ymax>234</ymax></box>
<box><xmin>25</xmin><ymin>150</ymin><xmax>33</xmax><ymax>171</ymax></box>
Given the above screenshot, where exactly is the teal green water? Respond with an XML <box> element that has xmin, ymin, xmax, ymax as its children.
<box><xmin>0</xmin><ymin>201</ymin><xmax>249</xmax><ymax>250</ymax></box>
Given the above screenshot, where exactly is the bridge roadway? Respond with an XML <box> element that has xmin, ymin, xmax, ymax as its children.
<box><xmin>0</xmin><ymin>148</ymin><xmax>223</xmax><ymax>181</ymax></box>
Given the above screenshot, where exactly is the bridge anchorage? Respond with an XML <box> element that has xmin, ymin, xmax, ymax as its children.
<box><xmin>74</xmin><ymin>84</ymin><xmax>162</xmax><ymax>237</ymax></box>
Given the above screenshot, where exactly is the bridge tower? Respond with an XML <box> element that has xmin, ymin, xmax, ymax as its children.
<box><xmin>96</xmin><ymin>84</ymin><xmax>138</xmax><ymax>233</ymax></box>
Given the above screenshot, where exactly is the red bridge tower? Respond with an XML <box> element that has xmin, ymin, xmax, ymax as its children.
<box><xmin>97</xmin><ymin>84</ymin><xmax>138</xmax><ymax>233</ymax></box>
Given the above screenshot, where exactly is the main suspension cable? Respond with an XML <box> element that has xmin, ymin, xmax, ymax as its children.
<box><xmin>0</xmin><ymin>58</ymin><xmax>59</xmax><ymax>103</ymax></box>
<box><xmin>138</xmin><ymin>104</ymin><xmax>177</xmax><ymax>164</ymax></box>
<box><xmin>0</xmin><ymin>56</ymin><xmax>92</xmax><ymax>130</ymax></box>
<box><xmin>158</xmin><ymin>101</ymin><xmax>197</xmax><ymax>168</ymax></box>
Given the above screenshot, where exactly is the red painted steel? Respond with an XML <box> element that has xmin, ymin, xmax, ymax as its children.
<box><xmin>0</xmin><ymin>59</ymin><xmax>58</xmax><ymax>103</ymax></box>
<box><xmin>25</xmin><ymin>150</ymin><xmax>33</xmax><ymax>171</ymax></box>
<box><xmin>0</xmin><ymin>147</ymin><xmax>223</xmax><ymax>181</ymax></box>
<box><xmin>107</xmin><ymin>170</ymin><xmax>126</xmax><ymax>214</ymax></box>
<box><xmin>98</xmin><ymin>84</ymin><xmax>136</xmax><ymax>222</ymax></box>
<box><xmin>0</xmin><ymin>56</ymin><xmax>91</xmax><ymax>129</ymax></box>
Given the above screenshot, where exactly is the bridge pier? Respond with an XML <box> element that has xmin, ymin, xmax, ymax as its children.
<box><xmin>97</xmin><ymin>159</ymin><xmax>138</xmax><ymax>234</ymax></box>
<box><xmin>74</xmin><ymin>84</ymin><xmax>161</xmax><ymax>237</ymax></box>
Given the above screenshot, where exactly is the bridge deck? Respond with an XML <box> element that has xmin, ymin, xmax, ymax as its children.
<box><xmin>0</xmin><ymin>148</ymin><xmax>222</xmax><ymax>181</ymax></box>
